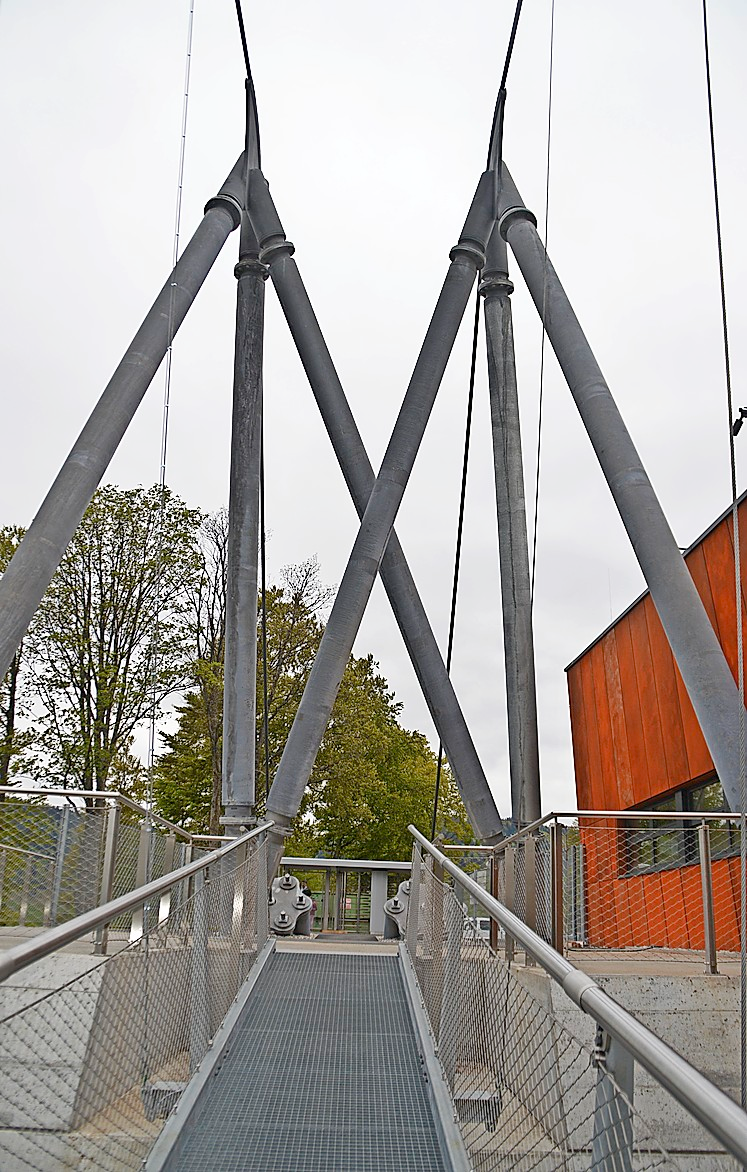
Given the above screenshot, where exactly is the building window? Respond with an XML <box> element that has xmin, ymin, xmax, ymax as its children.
<box><xmin>622</xmin><ymin>778</ymin><xmax>739</xmax><ymax>876</ymax></box>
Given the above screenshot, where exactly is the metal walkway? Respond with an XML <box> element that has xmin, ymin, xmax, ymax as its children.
<box><xmin>158</xmin><ymin>951</ymin><xmax>448</xmax><ymax>1172</ymax></box>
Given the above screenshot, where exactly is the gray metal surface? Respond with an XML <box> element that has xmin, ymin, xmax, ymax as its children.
<box><xmin>264</xmin><ymin>172</ymin><xmax>495</xmax><ymax>869</ymax></box>
<box><xmin>481</xmin><ymin>231</ymin><xmax>540</xmax><ymax>826</ymax></box>
<box><xmin>222</xmin><ymin>215</ymin><xmax>266</xmax><ymax>826</ymax></box>
<box><xmin>497</xmin><ymin>162</ymin><xmax>747</xmax><ymax>816</ymax></box>
<box><xmin>162</xmin><ymin>951</ymin><xmax>448</xmax><ymax>1171</ymax></box>
<box><xmin>246</xmin><ymin>170</ymin><xmax>503</xmax><ymax>844</ymax></box>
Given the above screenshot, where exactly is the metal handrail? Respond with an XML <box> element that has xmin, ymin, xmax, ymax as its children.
<box><xmin>0</xmin><ymin>841</ymin><xmax>55</xmax><ymax>862</ymax></box>
<box><xmin>0</xmin><ymin>821</ymin><xmax>273</xmax><ymax>983</ymax></box>
<box><xmin>408</xmin><ymin>825</ymin><xmax>747</xmax><ymax>1165</ymax></box>
<box><xmin>0</xmin><ymin>786</ymin><xmax>194</xmax><ymax>841</ymax></box>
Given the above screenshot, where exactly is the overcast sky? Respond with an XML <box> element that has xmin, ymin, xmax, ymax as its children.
<box><xmin>1</xmin><ymin>1</ymin><xmax>745</xmax><ymax>821</ymax></box>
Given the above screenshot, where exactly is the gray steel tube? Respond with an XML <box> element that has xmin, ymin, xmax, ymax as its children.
<box><xmin>497</xmin><ymin>164</ymin><xmax>745</xmax><ymax>814</ymax></box>
<box><xmin>222</xmin><ymin>217</ymin><xmax>266</xmax><ymax>828</ymax></box>
<box><xmin>481</xmin><ymin>233</ymin><xmax>541</xmax><ymax>825</ymax></box>
<box><xmin>409</xmin><ymin>825</ymin><xmax>747</xmax><ymax>1167</ymax></box>
<box><xmin>0</xmin><ymin>155</ymin><xmax>246</xmax><ymax>682</ymax></box>
<box><xmin>246</xmin><ymin>171</ymin><xmax>503</xmax><ymax>842</ymax></box>
<box><xmin>263</xmin><ymin>173</ymin><xmax>496</xmax><ymax>866</ymax></box>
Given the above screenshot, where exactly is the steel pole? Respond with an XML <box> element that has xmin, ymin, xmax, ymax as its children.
<box><xmin>498</xmin><ymin>163</ymin><xmax>746</xmax><ymax>814</ymax></box>
<box><xmin>247</xmin><ymin>170</ymin><xmax>503</xmax><ymax>844</ymax></box>
<box><xmin>0</xmin><ymin>155</ymin><xmax>246</xmax><ymax>682</ymax></box>
<box><xmin>481</xmin><ymin>232</ymin><xmax>541</xmax><ymax>825</ymax></box>
<box><xmin>262</xmin><ymin>173</ymin><xmax>496</xmax><ymax>868</ymax></box>
<box><xmin>221</xmin><ymin>216</ymin><xmax>266</xmax><ymax>832</ymax></box>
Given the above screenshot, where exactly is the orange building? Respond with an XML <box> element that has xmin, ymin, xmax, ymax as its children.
<box><xmin>565</xmin><ymin>493</ymin><xmax>747</xmax><ymax>951</ymax></box>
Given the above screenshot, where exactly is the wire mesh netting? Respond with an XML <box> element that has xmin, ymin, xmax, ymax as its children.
<box><xmin>492</xmin><ymin>818</ymin><xmax>744</xmax><ymax>964</ymax></box>
<box><xmin>0</xmin><ymin>834</ymin><xmax>269</xmax><ymax>1171</ymax></box>
<box><xmin>0</xmin><ymin>800</ymin><xmax>194</xmax><ymax>941</ymax></box>
<box><xmin>408</xmin><ymin>857</ymin><xmax>687</xmax><ymax>1171</ymax></box>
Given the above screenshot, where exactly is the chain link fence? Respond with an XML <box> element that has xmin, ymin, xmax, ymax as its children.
<box><xmin>0</xmin><ymin>792</ymin><xmax>197</xmax><ymax>944</ymax></box>
<box><xmin>0</xmin><ymin>828</ymin><xmax>269</xmax><ymax>1171</ymax></box>
<box><xmin>491</xmin><ymin>814</ymin><xmax>744</xmax><ymax>968</ymax></box>
<box><xmin>408</xmin><ymin>850</ymin><xmax>701</xmax><ymax>1171</ymax></box>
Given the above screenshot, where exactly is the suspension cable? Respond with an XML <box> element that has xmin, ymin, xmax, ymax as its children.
<box><xmin>701</xmin><ymin>0</ymin><xmax>746</xmax><ymax>1109</ymax></box>
<box><xmin>431</xmin><ymin>0</ymin><xmax>524</xmax><ymax>838</ymax></box>
<box><xmin>530</xmin><ymin>0</ymin><xmax>556</xmax><ymax>606</ymax></box>
<box><xmin>146</xmin><ymin>0</ymin><xmax>195</xmax><ymax>814</ymax></box>
<box><xmin>431</xmin><ymin>293</ymin><xmax>481</xmax><ymax>838</ymax></box>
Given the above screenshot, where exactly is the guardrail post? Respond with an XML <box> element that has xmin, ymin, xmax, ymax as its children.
<box><xmin>49</xmin><ymin>806</ymin><xmax>71</xmax><ymax>927</ymax></box>
<box><xmin>256</xmin><ymin>837</ymin><xmax>269</xmax><ymax>951</ymax></box>
<box><xmin>229</xmin><ymin>841</ymin><xmax>248</xmax><ymax>989</ymax></box>
<box><xmin>158</xmin><ymin>832</ymin><xmax>177</xmax><ymax>926</ymax></box>
<box><xmin>550</xmin><ymin>820</ymin><xmax>564</xmax><ymax>955</ymax></box>
<box><xmin>19</xmin><ymin>857</ymin><xmax>32</xmax><ymax>927</ymax></box>
<box><xmin>334</xmin><ymin>868</ymin><xmax>345</xmax><ymax>930</ymax></box>
<box><xmin>93</xmin><ymin>804</ymin><xmax>121</xmax><ymax>955</ymax></box>
<box><xmin>489</xmin><ymin>850</ymin><xmax>499</xmax><ymax>952</ymax></box>
<box><xmin>370</xmin><ymin>869</ymin><xmax>388</xmax><ymax>936</ymax></box>
<box><xmin>129</xmin><ymin>820</ymin><xmax>152</xmax><ymax>943</ymax></box>
<box><xmin>323</xmin><ymin>869</ymin><xmax>331</xmax><ymax>930</ymax></box>
<box><xmin>504</xmin><ymin>844</ymin><xmax>516</xmax><ymax>963</ymax></box>
<box><xmin>525</xmin><ymin>833</ymin><xmax>537</xmax><ymax>966</ymax></box>
<box><xmin>407</xmin><ymin>843</ymin><xmax>422</xmax><ymax>957</ymax></box>
<box><xmin>189</xmin><ymin>867</ymin><xmax>211</xmax><ymax>1073</ymax></box>
<box><xmin>591</xmin><ymin>1026</ymin><xmax>634</xmax><ymax>1172</ymax></box>
<box><xmin>439</xmin><ymin>898</ymin><xmax>463</xmax><ymax>1087</ymax></box>
<box><xmin>698</xmin><ymin>821</ymin><xmax>718</xmax><ymax>975</ymax></box>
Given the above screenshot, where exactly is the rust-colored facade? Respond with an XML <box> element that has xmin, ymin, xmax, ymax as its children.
<box><xmin>566</xmin><ymin>494</ymin><xmax>747</xmax><ymax>951</ymax></box>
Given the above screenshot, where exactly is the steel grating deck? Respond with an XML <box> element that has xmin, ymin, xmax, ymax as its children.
<box><xmin>161</xmin><ymin>951</ymin><xmax>448</xmax><ymax>1171</ymax></box>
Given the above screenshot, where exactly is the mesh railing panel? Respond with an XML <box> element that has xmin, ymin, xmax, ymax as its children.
<box><xmin>0</xmin><ymin>800</ymin><xmax>194</xmax><ymax>939</ymax></box>
<box><xmin>408</xmin><ymin>863</ymin><xmax>684</xmax><ymax>1171</ymax></box>
<box><xmin>0</xmin><ymin>834</ymin><xmax>268</xmax><ymax>1170</ymax></box>
<box><xmin>493</xmin><ymin>819</ymin><xmax>744</xmax><ymax>964</ymax></box>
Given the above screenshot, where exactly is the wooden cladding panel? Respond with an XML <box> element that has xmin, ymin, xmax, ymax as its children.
<box><xmin>568</xmin><ymin>498</ymin><xmax>747</xmax><ymax>807</ymax></box>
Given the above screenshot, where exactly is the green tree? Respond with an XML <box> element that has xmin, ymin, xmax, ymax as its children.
<box><xmin>153</xmin><ymin>554</ymin><xmax>473</xmax><ymax>856</ymax></box>
<box><xmin>25</xmin><ymin>485</ymin><xmax>202</xmax><ymax>793</ymax></box>
<box><xmin>0</xmin><ymin>526</ymin><xmax>32</xmax><ymax>785</ymax></box>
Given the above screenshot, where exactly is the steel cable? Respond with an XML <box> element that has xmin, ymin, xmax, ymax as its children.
<box><xmin>431</xmin><ymin>0</ymin><xmax>524</xmax><ymax>837</ymax></box>
<box><xmin>701</xmin><ymin>0</ymin><xmax>746</xmax><ymax>1109</ymax></box>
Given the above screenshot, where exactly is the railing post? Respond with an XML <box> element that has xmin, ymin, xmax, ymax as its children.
<box><xmin>591</xmin><ymin>1026</ymin><xmax>634</xmax><ymax>1172</ymax></box>
<box><xmin>0</xmin><ymin>848</ymin><xmax>6</xmax><ymax>917</ymax></box>
<box><xmin>42</xmin><ymin>860</ymin><xmax>54</xmax><ymax>927</ymax></box>
<box><xmin>334</xmin><ymin>868</ymin><xmax>344</xmax><ymax>930</ymax></box>
<box><xmin>49</xmin><ymin>805</ymin><xmax>71</xmax><ymax>927</ymax></box>
<box><xmin>439</xmin><ymin>898</ymin><xmax>463</xmax><ymax>1088</ymax></box>
<box><xmin>489</xmin><ymin>850</ymin><xmax>499</xmax><ymax>953</ymax></box>
<box><xmin>698</xmin><ymin>821</ymin><xmax>718</xmax><ymax>975</ymax></box>
<box><xmin>323</xmin><ymin>869</ymin><xmax>331</xmax><ymax>931</ymax></box>
<box><xmin>525</xmin><ymin>833</ymin><xmax>537</xmax><ymax>966</ymax></box>
<box><xmin>407</xmin><ymin>843</ymin><xmax>422</xmax><ymax>958</ymax></box>
<box><xmin>550</xmin><ymin>820</ymin><xmax>564</xmax><ymax>955</ymax></box>
<box><xmin>19</xmin><ymin>857</ymin><xmax>32</xmax><ymax>927</ymax></box>
<box><xmin>93</xmin><ymin>804</ymin><xmax>121</xmax><ymax>955</ymax></box>
<box><xmin>255</xmin><ymin>837</ymin><xmax>269</xmax><ymax>952</ymax></box>
<box><xmin>158</xmin><ymin>832</ymin><xmax>177</xmax><ymax>925</ymax></box>
<box><xmin>369</xmin><ymin>868</ymin><xmax>388</xmax><ymax>936</ymax></box>
<box><xmin>504</xmin><ymin>843</ymin><xmax>516</xmax><ymax>963</ymax></box>
<box><xmin>129</xmin><ymin>819</ymin><xmax>151</xmax><ymax>943</ymax></box>
<box><xmin>229</xmin><ymin>841</ymin><xmax>248</xmax><ymax>990</ymax></box>
<box><xmin>189</xmin><ymin>867</ymin><xmax>210</xmax><ymax>1073</ymax></box>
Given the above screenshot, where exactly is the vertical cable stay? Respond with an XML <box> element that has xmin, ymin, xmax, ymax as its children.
<box><xmin>146</xmin><ymin>0</ymin><xmax>196</xmax><ymax>813</ymax></box>
<box><xmin>701</xmin><ymin>0</ymin><xmax>746</xmax><ymax>1110</ymax></box>
<box><xmin>431</xmin><ymin>293</ymin><xmax>481</xmax><ymax>839</ymax></box>
<box><xmin>530</xmin><ymin>0</ymin><xmax>556</xmax><ymax>608</ymax></box>
<box><xmin>432</xmin><ymin>0</ymin><xmax>525</xmax><ymax>838</ymax></box>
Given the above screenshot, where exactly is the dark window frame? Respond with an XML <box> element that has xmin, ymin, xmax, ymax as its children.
<box><xmin>620</xmin><ymin>778</ymin><xmax>740</xmax><ymax>877</ymax></box>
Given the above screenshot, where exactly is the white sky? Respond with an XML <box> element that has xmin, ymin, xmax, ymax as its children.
<box><xmin>0</xmin><ymin>1</ymin><xmax>745</xmax><ymax>820</ymax></box>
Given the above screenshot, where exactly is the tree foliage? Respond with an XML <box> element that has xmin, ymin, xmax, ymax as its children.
<box><xmin>25</xmin><ymin>485</ymin><xmax>202</xmax><ymax>791</ymax></box>
<box><xmin>0</xmin><ymin>526</ymin><xmax>31</xmax><ymax>784</ymax></box>
<box><xmin>153</xmin><ymin>555</ymin><xmax>473</xmax><ymax>854</ymax></box>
